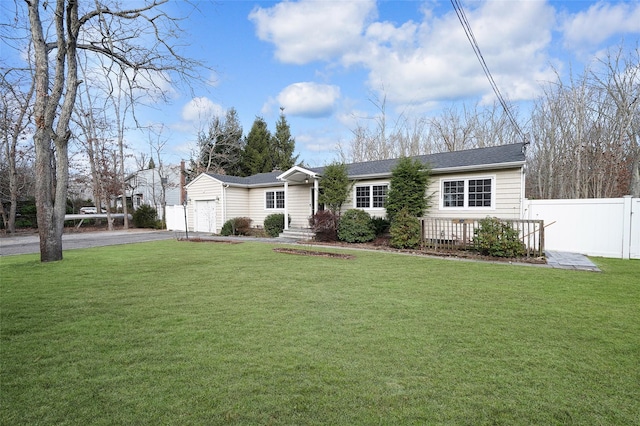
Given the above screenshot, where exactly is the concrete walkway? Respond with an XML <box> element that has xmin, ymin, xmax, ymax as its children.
<box><xmin>545</xmin><ymin>250</ymin><xmax>601</xmax><ymax>272</ymax></box>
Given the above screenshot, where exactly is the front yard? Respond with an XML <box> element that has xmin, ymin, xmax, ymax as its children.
<box><xmin>1</xmin><ymin>240</ymin><xmax>638</xmax><ymax>424</ymax></box>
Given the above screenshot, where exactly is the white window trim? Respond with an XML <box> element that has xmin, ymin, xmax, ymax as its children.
<box><xmin>265</xmin><ymin>190</ymin><xmax>285</xmax><ymax>210</ymax></box>
<box><xmin>353</xmin><ymin>183</ymin><xmax>389</xmax><ymax>210</ymax></box>
<box><xmin>439</xmin><ymin>176</ymin><xmax>496</xmax><ymax>210</ymax></box>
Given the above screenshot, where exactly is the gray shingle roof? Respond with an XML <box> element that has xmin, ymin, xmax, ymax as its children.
<box><xmin>338</xmin><ymin>142</ymin><xmax>526</xmax><ymax>177</ymax></box>
<box><xmin>208</xmin><ymin>143</ymin><xmax>525</xmax><ymax>186</ymax></box>
<box><xmin>205</xmin><ymin>171</ymin><xmax>284</xmax><ymax>186</ymax></box>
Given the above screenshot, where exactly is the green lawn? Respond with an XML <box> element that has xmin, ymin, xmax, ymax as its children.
<box><xmin>1</xmin><ymin>240</ymin><xmax>639</xmax><ymax>425</ymax></box>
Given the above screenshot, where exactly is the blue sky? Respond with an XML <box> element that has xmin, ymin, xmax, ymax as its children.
<box><xmin>3</xmin><ymin>0</ymin><xmax>640</xmax><ymax>169</ymax></box>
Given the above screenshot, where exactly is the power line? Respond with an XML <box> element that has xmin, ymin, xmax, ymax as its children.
<box><xmin>449</xmin><ymin>0</ymin><xmax>528</xmax><ymax>145</ymax></box>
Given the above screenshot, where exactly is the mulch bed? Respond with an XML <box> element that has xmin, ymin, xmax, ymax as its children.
<box><xmin>301</xmin><ymin>238</ymin><xmax>547</xmax><ymax>265</ymax></box>
<box><xmin>273</xmin><ymin>247</ymin><xmax>356</xmax><ymax>259</ymax></box>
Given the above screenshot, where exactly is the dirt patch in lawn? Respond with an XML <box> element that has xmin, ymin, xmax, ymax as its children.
<box><xmin>273</xmin><ymin>247</ymin><xmax>356</xmax><ymax>259</ymax></box>
<box><xmin>178</xmin><ymin>238</ymin><xmax>243</xmax><ymax>244</ymax></box>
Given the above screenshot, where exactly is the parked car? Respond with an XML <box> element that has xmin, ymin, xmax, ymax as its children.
<box><xmin>80</xmin><ymin>206</ymin><xmax>107</xmax><ymax>214</ymax></box>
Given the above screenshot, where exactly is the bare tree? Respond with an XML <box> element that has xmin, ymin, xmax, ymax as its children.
<box><xmin>342</xmin><ymin>92</ymin><xmax>409</xmax><ymax>162</ymax></box>
<box><xmin>146</xmin><ymin>125</ymin><xmax>177</xmax><ymax>222</ymax></box>
<box><xmin>527</xmin><ymin>45</ymin><xmax>639</xmax><ymax>199</ymax></box>
<box><xmin>72</xmin><ymin>93</ymin><xmax>119</xmax><ymax>230</ymax></box>
<box><xmin>16</xmin><ymin>0</ymin><xmax>205</xmax><ymax>261</ymax></box>
<box><xmin>0</xmin><ymin>71</ymin><xmax>35</xmax><ymax>233</ymax></box>
<box><xmin>428</xmin><ymin>105</ymin><xmax>476</xmax><ymax>152</ymax></box>
<box><xmin>590</xmin><ymin>45</ymin><xmax>640</xmax><ymax>197</ymax></box>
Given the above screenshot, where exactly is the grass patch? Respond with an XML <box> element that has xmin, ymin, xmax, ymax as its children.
<box><xmin>1</xmin><ymin>241</ymin><xmax>639</xmax><ymax>425</ymax></box>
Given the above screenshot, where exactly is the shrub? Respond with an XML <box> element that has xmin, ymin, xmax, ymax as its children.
<box><xmin>385</xmin><ymin>157</ymin><xmax>431</xmax><ymax>224</ymax></box>
<box><xmin>309</xmin><ymin>210</ymin><xmax>339</xmax><ymax>242</ymax></box>
<box><xmin>220</xmin><ymin>217</ymin><xmax>252</xmax><ymax>236</ymax></box>
<box><xmin>318</xmin><ymin>162</ymin><xmax>351</xmax><ymax>214</ymax></box>
<box><xmin>389</xmin><ymin>208</ymin><xmax>421</xmax><ymax>249</ymax></box>
<box><xmin>474</xmin><ymin>217</ymin><xmax>526</xmax><ymax>258</ymax></box>
<box><xmin>371</xmin><ymin>216</ymin><xmax>390</xmax><ymax>237</ymax></box>
<box><xmin>338</xmin><ymin>209</ymin><xmax>375</xmax><ymax>243</ymax></box>
<box><xmin>264</xmin><ymin>213</ymin><xmax>291</xmax><ymax>237</ymax></box>
<box><xmin>132</xmin><ymin>205</ymin><xmax>159</xmax><ymax>228</ymax></box>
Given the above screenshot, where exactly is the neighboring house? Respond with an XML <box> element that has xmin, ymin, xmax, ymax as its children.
<box><xmin>122</xmin><ymin>165</ymin><xmax>182</xmax><ymax>219</ymax></box>
<box><xmin>184</xmin><ymin>143</ymin><xmax>526</xmax><ymax>234</ymax></box>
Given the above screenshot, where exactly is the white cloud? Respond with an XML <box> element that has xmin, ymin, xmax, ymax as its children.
<box><xmin>276</xmin><ymin>82</ymin><xmax>341</xmax><ymax>118</ymax></box>
<box><xmin>251</xmin><ymin>0</ymin><xmax>557</xmax><ymax>107</ymax></box>
<box><xmin>249</xmin><ymin>0</ymin><xmax>376</xmax><ymax>64</ymax></box>
<box><xmin>181</xmin><ymin>97</ymin><xmax>224</xmax><ymax>123</ymax></box>
<box><xmin>562</xmin><ymin>1</ymin><xmax>640</xmax><ymax>49</ymax></box>
<box><xmin>354</xmin><ymin>1</ymin><xmax>557</xmax><ymax>105</ymax></box>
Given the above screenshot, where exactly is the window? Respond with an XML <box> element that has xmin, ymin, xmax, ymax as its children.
<box><xmin>355</xmin><ymin>184</ymin><xmax>388</xmax><ymax>209</ymax></box>
<box><xmin>468</xmin><ymin>178</ymin><xmax>492</xmax><ymax>207</ymax></box>
<box><xmin>372</xmin><ymin>185</ymin><xmax>387</xmax><ymax>208</ymax></box>
<box><xmin>356</xmin><ymin>186</ymin><xmax>370</xmax><ymax>208</ymax></box>
<box><xmin>443</xmin><ymin>181</ymin><xmax>465</xmax><ymax>207</ymax></box>
<box><xmin>441</xmin><ymin>177</ymin><xmax>494</xmax><ymax>209</ymax></box>
<box><xmin>266</xmin><ymin>190</ymin><xmax>285</xmax><ymax>209</ymax></box>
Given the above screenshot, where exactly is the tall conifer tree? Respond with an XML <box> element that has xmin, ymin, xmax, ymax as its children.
<box><xmin>240</xmin><ymin>117</ymin><xmax>272</xmax><ymax>176</ymax></box>
<box><xmin>271</xmin><ymin>109</ymin><xmax>298</xmax><ymax>170</ymax></box>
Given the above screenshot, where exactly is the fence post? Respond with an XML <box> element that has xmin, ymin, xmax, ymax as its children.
<box><xmin>622</xmin><ymin>195</ymin><xmax>632</xmax><ymax>260</ymax></box>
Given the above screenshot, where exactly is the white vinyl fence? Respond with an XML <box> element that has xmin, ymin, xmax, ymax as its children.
<box><xmin>165</xmin><ymin>204</ymin><xmax>187</xmax><ymax>231</ymax></box>
<box><xmin>524</xmin><ymin>196</ymin><xmax>639</xmax><ymax>259</ymax></box>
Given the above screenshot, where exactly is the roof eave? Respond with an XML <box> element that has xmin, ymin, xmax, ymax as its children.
<box><xmin>185</xmin><ymin>172</ymin><xmax>223</xmax><ymax>189</ymax></box>
<box><xmin>430</xmin><ymin>161</ymin><xmax>525</xmax><ymax>174</ymax></box>
<box><xmin>348</xmin><ymin>161</ymin><xmax>524</xmax><ymax>180</ymax></box>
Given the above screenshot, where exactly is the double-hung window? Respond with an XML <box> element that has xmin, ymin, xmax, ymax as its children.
<box><xmin>442</xmin><ymin>177</ymin><xmax>494</xmax><ymax>209</ymax></box>
<box><xmin>266</xmin><ymin>190</ymin><xmax>285</xmax><ymax>209</ymax></box>
<box><xmin>355</xmin><ymin>184</ymin><xmax>388</xmax><ymax>209</ymax></box>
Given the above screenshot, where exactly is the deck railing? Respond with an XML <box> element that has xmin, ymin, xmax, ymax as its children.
<box><xmin>419</xmin><ymin>217</ymin><xmax>545</xmax><ymax>258</ymax></box>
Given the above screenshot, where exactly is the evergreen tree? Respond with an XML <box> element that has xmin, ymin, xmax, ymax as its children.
<box><xmin>271</xmin><ymin>110</ymin><xmax>298</xmax><ymax>170</ymax></box>
<box><xmin>240</xmin><ymin>117</ymin><xmax>272</xmax><ymax>176</ymax></box>
<box><xmin>385</xmin><ymin>157</ymin><xmax>431</xmax><ymax>223</ymax></box>
<box><xmin>318</xmin><ymin>162</ymin><xmax>351</xmax><ymax>215</ymax></box>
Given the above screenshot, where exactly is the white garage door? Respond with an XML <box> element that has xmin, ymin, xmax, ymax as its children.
<box><xmin>195</xmin><ymin>200</ymin><xmax>216</xmax><ymax>233</ymax></box>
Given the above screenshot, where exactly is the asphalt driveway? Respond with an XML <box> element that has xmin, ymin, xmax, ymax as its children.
<box><xmin>0</xmin><ymin>229</ymin><xmax>181</xmax><ymax>256</ymax></box>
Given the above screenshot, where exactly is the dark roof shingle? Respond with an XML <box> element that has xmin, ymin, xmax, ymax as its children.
<box><xmin>208</xmin><ymin>143</ymin><xmax>525</xmax><ymax>185</ymax></box>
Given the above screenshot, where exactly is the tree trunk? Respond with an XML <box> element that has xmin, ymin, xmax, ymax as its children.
<box><xmin>29</xmin><ymin>0</ymin><xmax>79</xmax><ymax>262</ymax></box>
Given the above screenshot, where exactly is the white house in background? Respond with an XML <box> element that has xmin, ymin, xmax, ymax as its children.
<box><xmin>183</xmin><ymin>143</ymin><xmax>527</xmax><ymax>234</ymax></box>
<box><xmin>123</xmin><ymin>165</ymin><xmax>183</xmax><ymax>219</ymax></box>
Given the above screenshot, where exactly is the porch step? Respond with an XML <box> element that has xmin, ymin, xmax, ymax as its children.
<box><xmin>279</xmin><ymin>227</ymin><xmax>315</xmax><ymax>240</ymax></box>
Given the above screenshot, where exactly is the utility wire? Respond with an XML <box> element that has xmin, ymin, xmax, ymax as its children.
<box><xmin>450</xmin><ymin>0</ymin><xmax>528</xmax><ymax>145</ymax></box>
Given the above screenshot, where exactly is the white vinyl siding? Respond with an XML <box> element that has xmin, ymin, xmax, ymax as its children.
<box><xmin>286</xmin><ymin>185</ymin><xmax>314</xmax><ymax>228</ymax></box>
